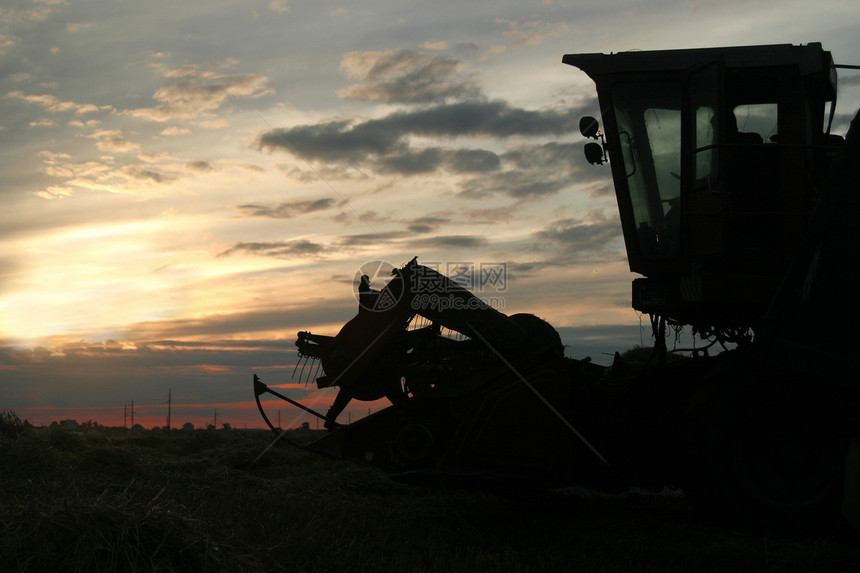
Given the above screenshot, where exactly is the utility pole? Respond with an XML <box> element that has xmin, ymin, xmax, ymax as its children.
<box><xmin>130</xmin><ymin>400</ymin><xmax>134</xmax><ymax>432</ymax></box>
<box><xmin>123</xmin><ymin>404</ymin><xmax>127</xmax><ymax>429</ymax></box>
<box><xmin>163</xmin><ymin>389</ymin><xmax>172</xmax><ymax>431</ymax></box>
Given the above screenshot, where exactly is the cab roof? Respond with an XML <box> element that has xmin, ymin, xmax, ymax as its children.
<box><xmin>563</xmin><ymin>43</ymin><xmax>832</xmax><ymax>79</ymax></box>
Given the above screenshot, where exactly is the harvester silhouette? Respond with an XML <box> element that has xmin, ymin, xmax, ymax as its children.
<box><xmin>255</xmin><ymin>43</ymin><xmax>860</xmax><ymax>530</ymax></box>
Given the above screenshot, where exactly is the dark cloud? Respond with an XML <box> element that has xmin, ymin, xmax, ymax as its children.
<box><xmin>452</xmin><ymin>140</ymin><xmax>614</xmax><ymax>199</ymax></box>
<box><xmin>255</xmin><ymin>100</ymin><xmax>583</xmax><ymax>196</ymax></box>
<box><xmin>259</xmin><ymin>119</ymin><xmax>400</xmax><ymax>162</ymax></box>
<box><xmin>218</xmin><ymin>228</ymin><xmax>484</xmax><ymax>256</ymax></box>
<box><xmin>367</xmin><ymin>146</ymin><xmax>501</xmax><ymax>176</ymax></box>
<box><xmin>234</xmin><ymin>197</ymin><xmax>337</xmax><ymax>219</ymax></box>
<box><xmin>532</xmin><ymin>214</ymin><xmax>624</xmax><ymax>262</ymax></box>
<box><xmin>338</xmin><ymin>49</ymin><xmax>481</xmax><ymax>104</ymax></box>
<box><xmin>454</xmin><ymin>42</ymin><xmax>480</xmax><ymax>54</ymax></box>
<box><xmin>0</xmin><ymin>338</ymin><xmax>306</xmax><ymax>424</ymax></box>
<box><xmin>407</xmin><ymin>234</ymin><xmax>486</xmax><ymax>249</ymax></box>
<box><xmin>377</xmin><ymin>148</ymin><xmax>443</xmax><ymax>175</ymax></box>
<box><xmin>447</xmin><ymin>149</ymin><xmax>501</xmax><ymax>173</ymax></box>
<box><xmin>457</xmin><ymin>170</ymin><xmax>570</xmax><ymax>199</ymax></box>
<box><xmin>336</xmin><ymin>231</ymin><xmax>409</xmax><ymax>247</ymax></box>
<box><xmin>504</xmin><ymin>141</ymin><xmax>580</xmax><ymax>171</ymax></box>
<box><xmin>185</xmin><ymin>160</ymin><xmax>215</xmax><ymax>173</ymax></box>
<box><xmin>534</xmin><ymin>216</ymin><xmax>620</xmax><ymax>248</ymax></box>
<box><xmin>380</xmin><ymin>100</ymin><xmax>579</xmax><ymax>139</ymax></box>
<box><xmin>219</xmin><ymin>239</ymin><xmax>329</xmax><ymax>259</ymax></box>
<box><xmin>121</xmin><ymin>165</ymin><xmax>177</xmax><ymax>184</ymax></box>
<box><xmin>407</xmin><ymin>215</ymin><xmax>449</xmax><ymax>234</ymax></box>
<box><xmin>125</xmin><ymin>301</ymin><xmax>357</xmax><ymax>340</ymax></box>
<box><xmin>256</xmin><ymin>100</ymin><xmax>580</xmax><ymax>165</ymax></box>
<box><xmin>407</xmin><ymin>224</ymin><xmax>435</xmax><ymax>234</ymax></box>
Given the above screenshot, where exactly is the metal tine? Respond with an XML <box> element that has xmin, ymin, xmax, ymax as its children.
<box><xmin>302</xmin><ymin>356</ymin><xmax>314</xmax><ymax>386</ymax></box>
<box><xmin>297</xmin><ymin>354</ymin><xmax>310</xmax><ymax>384</ymax></box>
<box><xmin>300</xmin><ymin>355</ymin><xmax>312</xmax><ymax>385</ymax></box>
<box><xmin>291</xmin><ymin>352</ymin><xmax>303</xmax><ymax>380</ymax></box>
<box><xmin>305</xmin><ymin>356</ymin><xmax>318</xmax><ymax>386</ymax></box>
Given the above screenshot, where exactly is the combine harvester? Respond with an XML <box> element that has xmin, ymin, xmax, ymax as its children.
<box><xmin>254</xmin><ymin>43</ymin><xmax>860</xmax><ymax>530</ymax></box>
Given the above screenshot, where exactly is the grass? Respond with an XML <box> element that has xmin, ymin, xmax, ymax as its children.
<box><xmin>1</xmin><ymin>424</ymin><xmax>859</xmax><ymax>572</ymax></box>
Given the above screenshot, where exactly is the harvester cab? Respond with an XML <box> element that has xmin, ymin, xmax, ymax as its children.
<box><xmin>564</xmin><ymin>43</ymin><xmax>841</xmax><ymax>336</ymax></box>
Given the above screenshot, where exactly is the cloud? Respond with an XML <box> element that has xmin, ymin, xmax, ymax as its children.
<box><xmin>255</xmin><ymin>98</ymin><xmax>590</xmax><ymax>199</ymax></box>
<box><xmin>83</xmin><ymin>129</ymin><xmax>140</xmax><ymax>152</ymax></box>
<box><xmin>687</xmin><ymin>0</ymin><xmax>752</xmax><ymax>9</ymax></box>
<box><xmin>382</xmin><ymin>99</ymin><xmax>579</xmax><ymax>138</ymax></box>
<box><xmin>0</xmin><ymin>337</ymin><xmax>307</xmax><ymax>422</ymax></box>
<box><xmin>0</xmin><ymin>1</ymin><xmax>66</xmax><ymax>26</ymax></box>
<box><xmin>407</xmin><ymin>215</ymin><xmax>449</xmax><ymax>234</ymax></box>
<box><xmin>233</xmin><ymin>197</ymin><xmax>337</xmax><ymax>219</ymax></box>
<box><xmin>39</xmin><ymin>150</ymin><xmax>110</xmax><ymax>181</ymax></box>
<box><xmin>422</xmin><ymin>41</ymin><xmax>448</xmax><ymax>51</ymax></box>
<box><xmin>259</xmin><ymin>119</ymin><xmax>390</xmax><ymax>162</ymax></box>
<box><xmin>496</xmin><ymin>19</ymin><xmax>568</xmax><ymax>47</ymax></box>
<box><xmin>268</xmin><ymin>0</ymin><xmax>290</xmax><ymax>13</ymax></box>
<box><xmin>457</xmin><ymin>170</ymin><xmax>570</xmax><ymax>199</ymax></box>
<box><xmin>504</xmin><ymin>141</ymin><xmax>580</xmax><ymax>171</ymax></box>
<box><xmin>161</xmin><ymin>126</ymin><xmax>192</xmax><ymax>135</ymax></box>
<box><xmin>184</xmin><ymin>160</ymin><xmax>215</xmax><ymax>173</ymax></box>
<box><xmin>35</xmin><ymin>150</ymin><xmax>184</xmax><ymax>196</ymax></box>
<box><xmin>532</xmin><ymin>211</ymin><xmax>625</xmax><ymax>263</ymax></box>
<box><xmin>128</xmin><ymin>60</ymin><xmax>274</xmax><ymax>122</ymax></box>
<box><xmin>138</xmin><ymin>150</ymin><xmax>170</xmax><ymax>162</ymax></box>
<box><xmin>35</xmin><ymin>185</ymin><xmax>74</xmax><ymax>199</ymax></box>
<box><xmin>334</xmin><ymin>231</ymin><xmax>409</xmax><ymax>247</ymax></box>
<box><xmin>338</xmin><ymin>49</ymin><xmax>481</xmax><ymax>104</ymax></box>
<box><xmin>121</xmin><ymin>165</ymin><xmax>178</xmax><ymax>184</ymax></box>
<box><xmin>376</xmin><ymin>148</ymin><xmax>443</xmax><ymax>174</ymax></box>
<box><xmin>455</xmin><ymin>140</ymin><xmax>613</xmax><ymax>199</ymax></box>
<box><xmin>370</xmin><ymin>146</ymin><xmax>501</xmax><ymax>176</ymax></box>
<box><xmin>67</xmin><ymin>119</ymin><xmax>101</xmax><ymax>128</ymax></box>
<box><xmin>449</xmin><ymin>142</ymin><xmax>586</xmax><ymax>199</ymax></box>
<box><xmin>256</xmin><ymin>100</ymin><xmax>580</xmax><ymax>165</ymax></box>
<box><xmin>219</xmin><ymin>239</ymin><xmax>330</xmax><ymax>259</ymax></box>
<box><xmin>447</xmin><ymin>148</ymin><xmax>501</xmax><ymax>173</ymax></box>
<box><xmin>0</xmin><ymin>34</ymin><xmax>16</xmax><ymax>53</ymax></box>
<box><xmin>409</xmin><ymin>235</ymin><xmax>486</xmax><ymax>249</ymax></box>
<box><xmin>6</xmin><ymin>90</ymin><xmax>113</xmax><ymax>114</ymax></box>
<box><xmin>66</xmin><ymin>22</ymin><xmax>94</xmax><ymax>33</ymax></box>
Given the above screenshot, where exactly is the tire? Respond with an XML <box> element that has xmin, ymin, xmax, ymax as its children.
<box><xmin>681</xmin><ymin>367</ymin><xmax>850</xmax><ymax>532</ymax></box>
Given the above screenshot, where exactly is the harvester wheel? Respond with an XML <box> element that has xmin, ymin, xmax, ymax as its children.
<box><xmin>683</xmin><ymin>369</ymin><xmax>849</xmax><ymax>531</ymax></box>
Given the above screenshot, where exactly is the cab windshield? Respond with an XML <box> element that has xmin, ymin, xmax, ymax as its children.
<box><xmin>611</xmin><ymin>81</ymin><xmax>682</xmax><ymax>260</ymax></box>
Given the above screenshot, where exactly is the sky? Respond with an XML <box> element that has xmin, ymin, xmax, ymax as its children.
<box><xmin>1</xmin><ymin>0</ymin><xmax>859</xmax><ymax>430</ymax></box>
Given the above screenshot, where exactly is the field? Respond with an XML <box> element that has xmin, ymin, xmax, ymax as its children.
<box><xmin>1</xmin><ymin>423</ymin><xmax>859</xmax><ymax>572</ymax></box>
